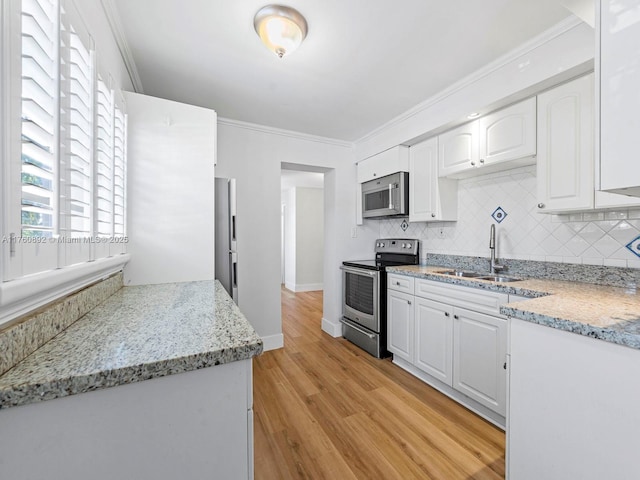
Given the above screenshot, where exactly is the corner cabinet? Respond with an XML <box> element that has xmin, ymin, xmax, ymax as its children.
<box><xmin>536</xmin><ymin>73</ymin><xmax>640</xmax><ymax>213</ymax></box>
<box><xmin>438</xmin><ymin>98</ymin><xmax>536</xmax><ymax>179</ymax></box>
<box><xmin>387</xmin><ymin>274</ymin><xmax>510</xmax><ymax>426</ymax></box>
<box><xmin>408</xmin><ymin>137</ymin><xmax>457</xmax><ymax>222</ymax></box>
<box><xmin>599</xmin><ymin>0</ymin><xmax>640</xmax><ymax>197</ymax></box>
<box><xmin>536</xmin><ymin>74</ymin><xmax>595</xmax><ymax>213</ymax></box>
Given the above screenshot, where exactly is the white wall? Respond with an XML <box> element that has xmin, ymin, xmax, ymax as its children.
<box><xmin>216</xmin><ymin>120</ymin><xmax>379</xmax><ymax>347</ymax></box>
<box><xmin>282</xmin><ymin>187</ymin><xmax>324</xmax><ymax>292</ymax></box>
<box><xmin>282</xmin><ymin>188</ymin><xmax>296</xmax><ymax>290</ymax></box>
<box><xmin>295</xmin><ymin>187</ymin><xmax>324</xmax><ymax>290</ymax></box>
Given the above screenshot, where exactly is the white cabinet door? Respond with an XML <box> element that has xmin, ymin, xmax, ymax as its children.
<box><xmin>479</xmin><ymin>97</ymin><xmax>536</xmax><ymax>167</ymax></box>
<box><xmin>409</xmin><ymin>137</ymin><xmax>457</xmax><ymax>222</ymax></box>
<box><xmin>438</xmin><ymin>121</ymin><xmax>479</xmax><ymax>178</ymax></box>
<box><xmin>452</xmin><ymin>307</ymin><xmax>507</xmax><ymax>416</ymax></box>
<box><xmin>536</xmin><ymin>74</ymin><xmax>594</xmax><ymax>213</ymax></box>
<box><xmin>357</xmin><ymin>146</ymin><xmax>409</xmax><ymax>183</ymax></box>
<box><xmin>599</xmin><ymin>0</ymin><xmax>640</xmax><ymax>197</ymax></box>
<box><xmin>414</xmin><ymin>297</ymin><xmax>453</xmax><ymax>386</ymax></box>
<box><xmin>387</xmin><ymin>289</ymin><xmax>414</xmax><ymax>362</ymax></box>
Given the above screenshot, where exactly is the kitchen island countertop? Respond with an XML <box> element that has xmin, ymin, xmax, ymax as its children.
<box><xmin>387</xmin><ymin>265</ymin><xmax>640</xmax><ymax>350</ymax></box>
<box><xmin>0</xmin><ymin>280</ymin><xmax>263</xmax><ymax>409</ymax></box>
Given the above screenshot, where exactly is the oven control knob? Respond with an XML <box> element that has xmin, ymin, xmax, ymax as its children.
<box><xmin>380</xmin><ymin>242</ymin><xmax>385</xmax><ymax>247</ymax></box>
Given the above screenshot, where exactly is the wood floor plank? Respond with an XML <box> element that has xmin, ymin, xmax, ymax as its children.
<box><xmin>253</xmin><ymin>287</ymin><xmax>505</xmax><ymax>480</ymax></box>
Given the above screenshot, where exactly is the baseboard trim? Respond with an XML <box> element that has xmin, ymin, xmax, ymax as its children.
<box><xmin>261</xmin><ymin>333</ymin><xmax>284</xmax><ymax>352</ymax></box>
<box><xmin>321</xmin><ymin>318</ymin><xmax>342</xmax><ymax>338</ymax></box>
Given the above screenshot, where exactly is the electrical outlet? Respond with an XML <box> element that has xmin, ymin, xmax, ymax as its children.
<box><xmin>437</xmin><ymin>227</ymin><xmax>446</xmax><ymax>239</ymax></box>
<box><xmin>351</xmin><ymin>227</ymin><xmax>358</xmax><ymax>238</ymax></box>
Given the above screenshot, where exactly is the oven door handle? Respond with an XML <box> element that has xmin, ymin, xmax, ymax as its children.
<box><xmin>340</xmin><ymin>317</ymin><xmax>376</xmax><ymax>339</ymax></box>
<box><xmin>340</xmin><ymin>265</ymin><xmax>378</xmax><ymax>277</ymax></box>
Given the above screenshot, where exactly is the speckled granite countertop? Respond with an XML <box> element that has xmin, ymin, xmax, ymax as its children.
<box><xmin>387</xmin><ymin>265</ymin><xmax>640</xmax><ymax>350</ymax></box>
<box><xmin>0</xmin><ymin>280</ymin><xmax>263</xmax><ymax>409</ymax></box>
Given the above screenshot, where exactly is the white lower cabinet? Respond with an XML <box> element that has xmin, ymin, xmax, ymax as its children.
<box><xmin>414</xmin><ymin>297</ymin><xmax>453</xmax><ymax>385</ymax></box>
<box><xmin>387</xmin><ymin>289</ymin><xmax>415</xmax><ymax>363</ymax></box>
<box><xmin>388</xmin><ymin>276</ymin><xmax>509</xmax><ymax>425</ymax></box>
<box><xmin>452</xmin><ymin>307</ymin><xmax>507</xmax><ymax>416</ymax></box>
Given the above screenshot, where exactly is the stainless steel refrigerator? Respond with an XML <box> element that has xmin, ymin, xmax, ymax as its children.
<box><xmin>215</xmin><ymin>177</ymin><xmax>238</xmax><ymax>303</ymax></box>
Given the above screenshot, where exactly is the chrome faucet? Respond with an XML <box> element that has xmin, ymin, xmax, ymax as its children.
<box><xmin>489</xmin><ymin>224</ymin><xmax>504</xmax><ymax>274</ymax></box>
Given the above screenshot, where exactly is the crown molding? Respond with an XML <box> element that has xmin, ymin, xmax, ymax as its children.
<box><xmin>355</xmin><ymin>15</ymin><xmax>586</xmax><ymax>145</ymax></box>
<box><xmin>218</xmin><ymin>117</ymin><xmax>354</xmax><ymax>148</ymax></box>
<box><xmin>100</xmin><ymin>0</ymin><xmax>144</xmax><ymax>93</ymax></box>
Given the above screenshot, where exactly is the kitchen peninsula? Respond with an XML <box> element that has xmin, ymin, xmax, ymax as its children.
<box><xmin>0</xmin><ymin>279</ymin><xmax>263</xmax><ymax>480</ymax></box>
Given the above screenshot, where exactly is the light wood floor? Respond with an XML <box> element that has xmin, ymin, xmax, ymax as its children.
<box><xmin>253</xmin><ymin>287</ymin><xmax>505</xmax><ymax>480</ymax></box>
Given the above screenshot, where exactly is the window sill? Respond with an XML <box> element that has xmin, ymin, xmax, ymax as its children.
<box><xmin>0</xmin><ymin>254</ymin><xmax>130</xmax><ymax>327</ymax></box>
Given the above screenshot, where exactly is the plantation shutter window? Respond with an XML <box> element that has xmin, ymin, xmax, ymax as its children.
<box><xmin>62</xmin><ymin>21</ymin><xmax>93</xmax><ymax>239</ymax></box>
<box><xmin>4</xmin><ymin>0</ymin><xmax>128</xmax><ymax>283</ymax></box>
<box><xmin>113</xmin><ymin>101</ymin><xmax>126</xmax><ymax>237</ymax></box>
<box><xmin>20</xmin><ymin>0</ymin><xmax>58</xmax><ymax>238</ymax></box>
<box><xmin>95</xmin><ymin>75</ymin><xmax>114</xmax><ymax>238</ymax></box>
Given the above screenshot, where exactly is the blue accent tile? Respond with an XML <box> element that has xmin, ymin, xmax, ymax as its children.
<box><xmin>401</xmin><ymin>220</ymin><xmax>409</xmax><ymax>231</ymax></box>
<box><xmin>625</xmin><ymin>235</ymin><xmax>640</xmax><ymax>259</ymax></box>
<box><xmin>491</xmin><ymin>206</ymin><xmax>507</xmax><ymax>223</ymax></box>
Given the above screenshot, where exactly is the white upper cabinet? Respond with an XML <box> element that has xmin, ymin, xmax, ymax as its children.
<box><xmin>599</xmin><ymin>0</ymin><xmax>640</xmax><ymax>197</ymax></box>
<box><xmin>537</xmin><ymin>73</ymin><xmax>640</xmax><ymax>213</ymax></box>
<box><xmin>409</xmin><ymin>137</ymin><xmax>457</xmax><ymax>222</ymax></box>
<box><xmin>438</xmin><ymin>121</ymin><xmax>479</xmax><ymax>177</ymax></box>
<box><xmin>536</xmin><ymin>74</ymin><xmax>595</xmax><ymax>213</ymax></box>
<box><xmin>357</xmin><ymin>146</ymin><xmax>409</xmax><ymax>183</ymax></box>
<box><xmin>478</xmin><ymin>97</ymin><xmax>536</xmax><ymax>168</ymax></box>
<box><xmin>439</xmin><ymin>98</ymin><xmax>536</xmax><ymax>179</ymax></box>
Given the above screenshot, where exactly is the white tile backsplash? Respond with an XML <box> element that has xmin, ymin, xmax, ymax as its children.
<box><xmin>377</xmin><ymin>165</ymin><xmax>640</xmax><ymax>268</ymax></box>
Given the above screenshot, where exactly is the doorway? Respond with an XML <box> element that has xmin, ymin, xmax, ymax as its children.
<box><xmin>281</xmin><ymin>164</ymin><xmax>327</xmax><ymax>293</ymax></box>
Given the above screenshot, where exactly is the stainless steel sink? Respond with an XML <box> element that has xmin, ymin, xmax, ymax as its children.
<box><xmin>436</xmin><ymin>270</ymin><xmax>484</xmax><ymax>278</ymax></box>
<box><xmin>477</xmin><ymin>275</ymin><xmax>522</xmax><ymax>282</ymax></box>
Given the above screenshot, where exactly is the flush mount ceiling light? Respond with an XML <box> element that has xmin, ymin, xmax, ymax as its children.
<box><xmin>254</xmin><ymin>5</ymin><xmax>308</xmax><ymax>58</ymax></box>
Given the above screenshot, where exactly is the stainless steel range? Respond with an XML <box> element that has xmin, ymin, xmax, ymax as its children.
<box><xmin>340</xmin><ymin>238</ymin><xmax>420</xmax><ymax>358</ymax></box>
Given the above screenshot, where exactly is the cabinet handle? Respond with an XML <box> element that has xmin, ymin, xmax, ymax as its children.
<box><xmin>503</xmin><ymin>362</ymin><xmax>507</xmax><ymax>370</ymax></box>
<box><xmin>444</xmin><ymin>312</ymin><xmax>450</xmax><ymax>317</ymax></box>
<box><xmin>537</xmin><ymin>203</ymin><xmax>545</xmax><ymax>209</ymax></box>
<box><xmin>431</xmin><ymin>213</ymin><xmax>436</xmax><ymax>218</ymax></box>
<box><xmin>479</xmin><ymin>158</ymin><xmax>485</xmax><ymax>164</ymax></box>
<box><xmin>407</xmin><ymin>300</ymin><xmax>412</xmax><ymax>305</ymax></box>
<box><xmin>373</xmin><ymin>173</ymin><xmax>377</xmax><ymax>177</ymax></box>
<box><xmin>453</xmin><ymin>314</ymin><xmax>459</xmax><ymax>319</ymax></box>
<box><xmin>395</xmin><ymin>281</ymin><xmax>400</xmax><ymax>285</ymax></box>
<box><xmin>470</xmin><ymin>161</ymin><xmax>476</xmax><ymax>166</ymax></box>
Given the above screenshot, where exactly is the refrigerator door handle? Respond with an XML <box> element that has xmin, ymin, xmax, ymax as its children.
<box><xmin>230</xmin><ymin>251</ymin><xmax>239</xmax><ymax>303</ymax></box>
<box><xmin>229</xmin><ymin>179</ymin><xmax>237</xmax><ymax>250</ymax></box>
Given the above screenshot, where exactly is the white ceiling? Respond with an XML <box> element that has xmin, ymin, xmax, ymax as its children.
<box><xmin>111</xmin><ymin>0</ymin><xmax>574</xmax><ymax>141</ymax></box>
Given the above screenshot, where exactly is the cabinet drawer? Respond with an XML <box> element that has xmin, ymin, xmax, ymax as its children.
<box><xmin>387</xmin><ymin>274</ymin><xmax>414</xmax><ymax>294</ymax></box>
<box><xmin>415</xmin><ymin>279</ymin><xmax>508</xmax><ymax>316</ymax></box>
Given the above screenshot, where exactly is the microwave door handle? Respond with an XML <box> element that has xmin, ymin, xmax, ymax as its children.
<box><xmin>389</xmin><ymin>182</ymin><xmax>398</xmax><ymax>210</ymax></box>
<box><xmin>388</xmin><ymin>183</ymin><xmax>394</xmax><ymax>209</ymax></box>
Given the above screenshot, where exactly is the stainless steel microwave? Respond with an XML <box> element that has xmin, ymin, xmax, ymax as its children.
<box><xmin>362</xmin><ymin>172</ymin><xmax>409</xmax><ymax>218</ymax></box>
